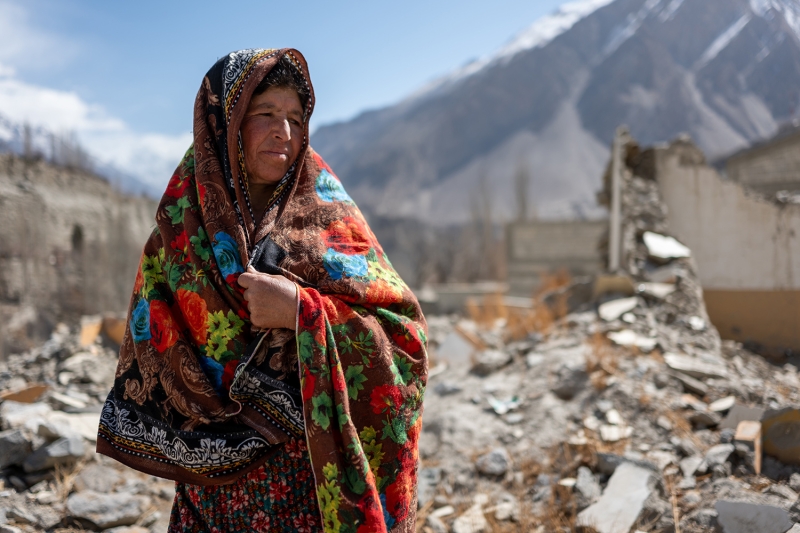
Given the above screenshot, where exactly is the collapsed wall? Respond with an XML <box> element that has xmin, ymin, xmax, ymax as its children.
<box><xmin>653</xmin><ymin>139</ymin><xmax>800</xmax><ymax>356</ymax></box>
<box><xmin>0</xmin><ymin>154</ymin><xmax>157</xmax><ymax>357</ymax></box>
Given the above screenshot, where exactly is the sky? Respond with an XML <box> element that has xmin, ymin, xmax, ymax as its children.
<box><xmin>0</xmin><ymin>0</ymin><xmax>569</xmax><ymax>189</ymax></box>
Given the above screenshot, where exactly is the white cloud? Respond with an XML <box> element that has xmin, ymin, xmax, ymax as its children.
<box><xmin>0</xmin><ymin>0</ymin><xmax>191</xmax><ymax>192</ymax></box>
<box><xmin>0</xmin><ymin>0</ymin><xmax>79</xmax><ymax>71</ymax></box>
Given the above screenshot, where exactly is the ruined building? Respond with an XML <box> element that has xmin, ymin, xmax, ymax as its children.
<box><xmin>0</xmin><ymin>154</ymin><xmax>157</xmax><ymax>357</ymax></box>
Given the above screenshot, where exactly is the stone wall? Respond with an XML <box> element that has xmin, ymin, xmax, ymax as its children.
<box><xmin>725</xmin><ymin>125</ymin><xmax>800</xmax><ymax>195</ymax></box>
<box><xmin>0</xmin><ymin>154</ymin><xmax>158</xmax><ymax>357</ymax></box>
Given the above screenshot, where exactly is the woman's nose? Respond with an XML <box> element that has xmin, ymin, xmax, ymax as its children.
<box><xmin>271</xmin><ymin>117</ymin><xmax>291</xmax><ymax>140</ymax></box>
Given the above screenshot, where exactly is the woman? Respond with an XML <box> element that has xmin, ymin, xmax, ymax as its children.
<box><xmin>97</xmin><ymin>49</ymin><xmax>428</xmax><ymax>533</ymax></box>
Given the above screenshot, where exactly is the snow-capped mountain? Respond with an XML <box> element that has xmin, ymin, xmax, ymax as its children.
<box><xmin>312</xmin><ymin>0</ymin><xmax>800</xmax><ymax>225</ymax></box>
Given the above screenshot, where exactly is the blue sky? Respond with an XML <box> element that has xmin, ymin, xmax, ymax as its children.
<box><xmin>0</xmin><ymin>0</ymin><xmax>572</xmax><ymax>186</ymax></box>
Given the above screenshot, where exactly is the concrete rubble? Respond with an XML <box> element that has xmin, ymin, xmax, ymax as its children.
<box><xmin>0</xmin><ymin>326</ymin><xmax>174</xmax><ymax>532</ymax></box>
<box><xmin>412</xmin><ymin>132</ymin><xmax>800</xmax><ymax>533</ymax></box>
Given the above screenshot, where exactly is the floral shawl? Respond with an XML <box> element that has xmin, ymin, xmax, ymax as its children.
<box><xmin>97</xmin><ymin>48</ymin><xmax>428</xmax><ymax>533</ymax></box>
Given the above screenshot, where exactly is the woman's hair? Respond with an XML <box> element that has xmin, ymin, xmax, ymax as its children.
<box><xmin>253</xmin><ymin>55</ymin><xmax>311</xmax><ymax>111</ymax></box>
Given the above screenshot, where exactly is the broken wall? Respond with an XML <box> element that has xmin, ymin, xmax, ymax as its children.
<box><xmin>725</xmin><ymin>126</ymin><xmax>800</xmax><ymax>196</ymax></box>
<box><xmin>0</xmin><ymin>154</ymin><xmax>157</xmax><ymax>357</ymax></box>
<box><xmin>506</xmin><ymin>220</ymin><xmax>605</xmax><ymax>296</ymax></box>
<box><xmin>654</xmin><ymin>142</ymin><xmax>800</xmax><ymax>354</ymax></box>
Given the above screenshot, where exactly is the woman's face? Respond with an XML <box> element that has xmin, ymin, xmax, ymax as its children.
<box><xmin>241</xmin><ymin>86</ymin><xmax>304</xmax><ymax>185</ymax></box>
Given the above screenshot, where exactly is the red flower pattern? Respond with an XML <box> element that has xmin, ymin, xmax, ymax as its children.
<box><xmin>370</xmin><ymin>384</ymin><xmax>403</xmax><ymax>415</ymax></box>
<box><xmin>149</xmin><ymin>300</ymin><xmax>179</xmax><ymax>352</ymax></box>
<box><xmin>176</xmin><ymin>289</ymin><xmax>208</xmax><ymax>346</ymax></box>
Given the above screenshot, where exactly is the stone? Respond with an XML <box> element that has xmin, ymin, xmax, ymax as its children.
<box><xmin>475</xmin><ymin>448</ymin><xmax>510</xmax><ymax>476</ymax></box>
<box><xmin>671</xmin><ymin>372</ymin><xmax>709</xmax><ymax>396</ymax></box>
<box><xmin>433</xmin><ymin>382</ymin><xmax>462</xmax><ymax>396</ymax></box>
<box><xmin>59</xmin><ymin>352</ymin><xmax>116</xmax><ymax>385</ymax></box>
<box><xmin>575</xmin><ymin>466</ymin><xmax>601</xmax><ymax>507</ymax></box>
<box><xmin>435</xmin><ymin>331</ymin><xmax>475</xmax><ymax>365</ymax></box>
<box><xmin>689</xmin><ymin>411</ymin><xmax>722</xmax><ymax>429</ymax></box>
<box><xmin>525</xmin><ymin>353</ymin><xmax>544</xmax><ymax>368</ymax></box>
<box><xmin>0</xmin><ymin>384</ymin><xmax>48</xmax><ymax>404</ymax></box>
<box><xmin>73</xmin><ymin>463</ymin><xmax>123</xmax><ymax>493</ymax></box>
<box><xmin>715</xmin><ymin>500</ymin><xmax>793</xmax><ymax>533</ymax></box>
<box><xmin>426</xmin><ymin>515</ymin><xmax>447</xmax><ymax>533</ymax></box>
<box><xmin>0</xmin><ymin>401</ymin><xmax>52</xmax><ymax>431</ymax></box>
<box><xmin>692</xmin><ymin>508</ymin><xmax>719</xmax><ymax>529</ymax></box>
<box><xmin>637</xmin><ymin>282</ymin><xmax>676</xmax><ymax>298</ymax></box>
<box><xmin>599</xmin><ymin>424</ymin><xmax>632</xmax><ymax>442</ymax></box>
<box><xmin>66</xmin><ymin>491</ymin><xmax>151</xmax><ymax>529</ymax></box>
<box><xmin>551</xmin><ymin>364</ymin><xmax>588</xmax><ymax>400</ymax></box>
<box><xmin>105</xmin><ymin>528</ymin><xmax>151</xmax><ymax>533</ymax></box>
<box><xmin>596</xmin><ymin>453</ymin><xmax>625</xmax><ymax>475</ymax></box>
<box><xmin>664</xmin><ymin>353</ymin><xmax>728</xmax><ymax>380</ymax></box>
<box><xmin>606</xmin><ymin>330</ymin><xmax>657</xmax><ymax>352</ymax></box>
<box><xmin>709</xmin><ymin>396</ymin><xmax>736</xmax><ymax>412</ymax></box>
<box><xmin>786</xmin><ymin>525</ymin><xmax>800</xmax><ymax>533</ymax></box>
<box><xmin>642</xmin><ymin>232</ymin><xmax>691</xmax><ymax>260</ymax></box>
<box><xmin>23</xmin><ymin>436</ymin><xmax>85</xmax><ymax>472</ymax></box>
<box><xmin>704</xmin><ymin>444</ymin><xmax>735</xmax><ymax>469</ymax></box>
<box><xmin>472</xmin><ymin>349</ymin><xmax>512</xmax><ymax>376</ymax></box>
<box><xmin>577</xmin><ymin>463</ymin><xmax>653</xmax><ymax>533</ymax></box>
<box><xmin>417</xmin><ymin>468</ymin><xmax>441</xmax><ymax>509</ymax></box>
<box><xmin>452</xmin><ymin>502</ymin><xmax>488</xmax><ymax>533</ymax></box>
<box><xmin>656</xmin><ymin>416</ymin><xmax>673</xmax><ymax>431</ymax></box>
<box><xmin>767</xmin><ymin>484</ymin><xmax>799</xmax><ymax>501</ymax></box>
<box><xmin>719</xmin><ymin>427</ymin><xmax>736</xmax><ymax>443</ymax></box>
<box><xmin>0</xmin><ymin>526</ymin><xmax>23</xmax><ymax>533</ymax></box>
<box><xmin>719</xmin><ymin>404</ymin><xmax>765</xmax><ymax>430</ymax></box>
<box><xmin>678</xmin><ymin>455</ymin><xmax>703</xmax><ymax>477</ymax></box>
<box><xmin>734</xmin><ymin>420</ymin><xmax>762</xmax><ymax>474</ymax></box>
<box><xmin>48</xmin><ymin>391</ymin><xmax>87</xmax><ymax>410</ymax></box>
<box><xmin>790</xmin><ymin>472</ymin><xmax>800</xmax><ymax>493</ymax></box>
<box><xmin>761</xmin><ymin>407</ymin><xmax>800</xmax><ymax>465</ymax></box>
<box><xmin>598</xmin><ymin>297</ymin><xmax>639</xmax><ymax>321</ymax></box>
<box><xmin>0</xmin><ymin>429</ymin><xmax>32</xmax><ymax>469</ymax></box>
<box><xmin>689</xmin><ymin>411</ymin><xmax>721</xmax><ymax>428</ymax></box>
<box><xmin>492</xmin><ymin>493</ymin><xmax>519</xmax><ymax>522</ymax></box>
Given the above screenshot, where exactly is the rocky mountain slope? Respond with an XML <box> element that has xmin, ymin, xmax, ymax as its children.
<box><xmin>312</xmin><ymin>0</ymin><xmax>800</xmax><ymax>225</ymax></box>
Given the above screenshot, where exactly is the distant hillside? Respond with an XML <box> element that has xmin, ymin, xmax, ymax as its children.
<box><xmin>312</xmin><ymin>0</ymin><xmax>800</xmax><ymax>225</ymax></box>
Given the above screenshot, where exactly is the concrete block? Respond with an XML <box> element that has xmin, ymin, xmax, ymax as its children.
<box><xmin>577</xmin><ymin>462</ymin><xmax>653</xmax><ymax>533</ymax></box>
<box><xmin>734</xmin><ymin>420</ymin><xmax>762</xmax><ymax>474</ymax></box>
<box><xmin>664</xmin><ymin>353</ymin><xmax>728</xmax><ymax>380</ymax></box>
<box><xmin>719</xmin><ymin>404</ymin><xmax>765</xmax><ymax>430</ymax></box>
<box><xmin>715</xmin><ymin>500</ymin><xmax>793</xmax><ymax>533</ymax></box>
<box><xmin>761</xmin><ymin>407</ymin><xmax>800</xmax><ymax>465</ymax></box>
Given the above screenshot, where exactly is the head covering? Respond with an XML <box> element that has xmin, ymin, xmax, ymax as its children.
<box><xmin>97</xmin><ymin>48</ymin><xmax>428</xmax><ymax>532</ymax></box>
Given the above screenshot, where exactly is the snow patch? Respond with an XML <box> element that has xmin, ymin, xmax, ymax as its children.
<box><xmin>658</xmin><ymin>0</ymin><xmax>685</xmax><ymax>22</ymax></box>
<box><xmin>750</xmin><ymin>0</ymin><xmax>800</xmax><ymax>43</ymax></box>
<box><xmin>604</xmin><ymin>0</ymin><xmax>663</xmax><ymax>57</ymax></box>
<box><xmin>695</xmin><ymin>14</ymin><xmax>752</xmax><ymax>69</ymax></box>
<box><xmin>410</xmin><ymin>0</ymin><xmax>615</xmax><ymax>99</ymax></box>
<box><xmin>495</xmin><ymin>0</ymin><xmax>616</xmax><ymax>60</ymax></box>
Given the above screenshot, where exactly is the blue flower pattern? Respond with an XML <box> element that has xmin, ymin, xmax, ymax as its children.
<box><xmin>130</xmin><ymin>298</ymin><xmax>151</xmax><ymax>342</ymax></box>
<box><xmin>212</xmin><ymin>232</ymin><xmax>244</xmax><ymax>279</ymax></box>
<box><xmin>315</xmin><ymin>169</ymin><xmax>353</xmax><ymax>203</ymax></box>
<box><xmin>322</xmin><ymin>248</ymin><xmax>368</xmax><ymax>280</ymax></box>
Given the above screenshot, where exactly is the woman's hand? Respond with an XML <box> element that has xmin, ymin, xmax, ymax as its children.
<box><xmin>237</xmin><ymin>266</ymin><xmax>298</xmax><ymax>330</ymax></box>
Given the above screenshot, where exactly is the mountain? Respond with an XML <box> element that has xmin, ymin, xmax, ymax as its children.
<box><xmin>311</xmin><ymin>0</ymin><xmax>800</xmax><ymax>225</ymax></box>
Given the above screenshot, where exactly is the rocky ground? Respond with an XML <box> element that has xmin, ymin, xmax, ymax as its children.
<box><xmin>0</xmin><ymin>322</ymin><xmax>174</xmax><ymax>533</ymax></box>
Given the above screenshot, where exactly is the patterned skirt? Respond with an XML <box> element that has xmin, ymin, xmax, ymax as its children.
<box><xmin>168</xmin><ymin>437</ymin><xmax>322</xmax><ymax>532</ymax></box>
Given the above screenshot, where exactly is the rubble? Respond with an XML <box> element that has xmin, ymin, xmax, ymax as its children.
<box><xmin>715</xmin><ymin>500</ymin><xmax>794</xmax><ymax>533</ymax></box>
<box><xmin>0</xmin><ymin>324</ymin><xmax>175</xmax><ymax>533</ymax></box>
<box><xmin>411</xmin><ymin>131</ymin><xmax>800</xmax><ymax>533</ymax></box>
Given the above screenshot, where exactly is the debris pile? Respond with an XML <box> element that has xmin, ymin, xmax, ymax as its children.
<box><xmin>0</xmin><ymin>320</ymin><xmax>174</xmax><ymax>533</ymax></box>
<box><xmin>415</xmin><ymin>133</ymin><xmax>800</xmax><ymax>533</ymax></box>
